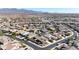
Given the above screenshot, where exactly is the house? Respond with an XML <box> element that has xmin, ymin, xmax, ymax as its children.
<box><xmin>20</xmin><ymin>32</ymin><xmax>29</xmax><ymax>37</ymax></box>
<box><xmin>28</xmin><ymin>33</ymin><xmax>36</xmax><ymax>39</ymax></box>
<box><xmin>16</xmin><ymin>35</ymin><xmax>25</xmax><ymax>40</ymax></box>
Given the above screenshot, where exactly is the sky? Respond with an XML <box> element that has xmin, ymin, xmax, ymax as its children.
<box><xmin>26</xmin><ymin>8</ymin><xmax>79</xmax><ymax>13</ymax></box>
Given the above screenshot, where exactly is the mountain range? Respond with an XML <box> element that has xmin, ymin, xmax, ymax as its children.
<box><xmin>0</xmin><ymin>8</ymin><xmax>44</xmax><ymax>14</ymax></box>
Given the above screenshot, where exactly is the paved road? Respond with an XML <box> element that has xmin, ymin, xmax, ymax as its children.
<box><xmin>15</xmin><ymin>34</ymin><xmax>73</xmax><ymax>50</ymax></box>
<box><xmin>26</xmin><ymin>39</ymin><xmax>68</xmax><ymax>50</ymax></box>
<box><xmin>24</xmin><ymin>27</ymin><xmax>76</xmax><ymax>50</ymax></box>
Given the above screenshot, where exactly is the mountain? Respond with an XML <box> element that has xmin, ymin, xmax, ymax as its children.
<box><xmin>0</xmin><ymin>8</ymin><xmax>44</xmax><ymax>14</ymax></box>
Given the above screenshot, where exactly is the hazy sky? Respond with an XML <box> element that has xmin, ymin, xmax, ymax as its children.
<box><xmin>26</xmin><ymin>8</ymin><xmax>79</xmax><ymax>13</ymax></box>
